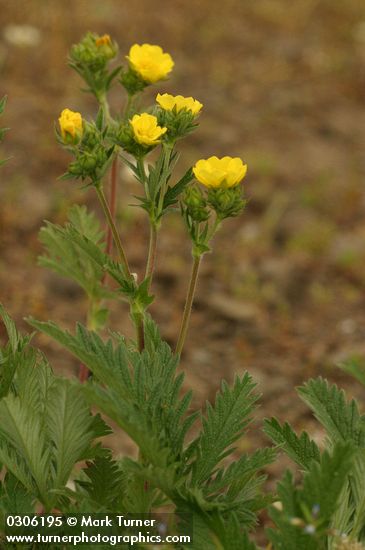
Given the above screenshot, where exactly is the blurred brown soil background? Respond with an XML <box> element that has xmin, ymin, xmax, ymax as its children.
<box><xmin>1</xmin><ymin>0</ymin><xmax>365</xmax><ymax>522</ymax></box>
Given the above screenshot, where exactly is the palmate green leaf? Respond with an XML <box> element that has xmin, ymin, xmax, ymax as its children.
<box><xmin>83</xmin><ymin>382</ymin><xmax>171</xmax><ymax>470</ymax></box>
<box><xmin>197</xmin><ymin>448</ymin><xmax>275</xmax><ymax>530</ymax></box>
<box><xmin>263</xmin><ymin>418</ymin><xmax>320</xmax><ymax>469</ymax></box>
<box><xmin>26</xmin><ymin>319</ymin><xmax>133</xmax><ymax>399</ymax></box>
<box><xmin>0</xmin><ymin>440</ymin><xmax>36</xmax><ymax>495</ymax></box>
<box><xmin>0</xmin><ymin>303</ymin><xmax>27</xmax><ymax>353</ymax></box>
<box><xmin>330</xmin><ymin>482</ymin><xmax>354</xmax><ymax>543</ymax></box>
<box><xmin>122</xmin><ymin>456</ymin><xmax>179</xmax><ymax>503</ymax></box>
<box><xmin>120</xmin><ymin>458</ymin><xmax>169</xmax><ymax>514</ymax></box>
<box><xmin>211</xmin><ymin>514</ymin><xmax>259</xmax><ymax>550</ymax></box>
<box><xmin>298</xmin><ymin>377</ymin><xmax>365</xmax><ymax>447</ymax></box>
<box><xmin>75</xmin><ymin>453</ymin><xmax>128</xmax><ymax>512</ymax></box>
<box><xmin>67</xmin><ymin>204</ymin><xmax>104</xmax><ymax>243</ymax></box>
<box><xmin>16</xmin><ymin>353</ymin><xmax>60</xmax><ymax>416</ymax></box>
<box><xmin>268</xmin><ymin>471</ymin><xmax>319</xmax><ymax>550</ymax></box>
<box><xmin>189</xmin><ymin>373</ymin><xmax>258</xmax><ymax>486</ymax></box>
<box><xmin>0</xmin><ymin>472</ymin><xmax>35</xmax><ymax>516</ymax></box>
<box><xmin>303</xmin><ymin>443</ymin><xmax>355</xmax><ymax>521</ymax></box>
<box><xmin>25</xmin><ymin>319</ymin><xmax>165</xmax><ymax>461</ymax></box>
<box><xmin>207</xmin><ymin>447</ymin><xmax>276</xmax><ymax>497</ymax></box>
<box><xmin>0</xmin><ymin>346</ymin><xmax>38</xmax><ymax>401</ymax></box>
<box><xmin>177</xmin><ymin>502</ymin><xmax>258</xmax><ymax>550</ymax></box>
<box><xmin>128</xmin><ymin>319</ymin><xmax>198</xmax><ymax>459</ymax></box>
<box><xmin>298</xmin><ymin>378</ymin><xmax>365</xmax><ymax>541</ymax></box>
<box><xmin>38</xmin><ymin>205</ymin><xmax>109</xmax><ymax>299</ymax></box>
<box><xmin>46</xmin><ymin>379</ymin><xmax>99</xmax><ymax>489</ymax></box>
<box><xmin>0</xmin><ymin>370</ymin><xmax>108</xmax><ymax>509</ymax></box>
<box><xmin>268</xmin><ymin>444</ymin><xmax>356</xmax><ymax>550</ymax></box>
<box><xmin>348</xmin><ymin>452</ymin><xmax>365</xmax><ymax>539</ymax></box>
<box><xmin>0</xmin><ymin>394</ymin><xmax>50</xmax><ymax>504</ymax></box>
<box><xmin>0</xmin><ymin>303</ymin><xmax>35</xmax><ymax>397</ymax></box>
<box><xmin>28</xmin><ymin>317</ymin><xmax>198</xmax><ymax>467</ymax></box>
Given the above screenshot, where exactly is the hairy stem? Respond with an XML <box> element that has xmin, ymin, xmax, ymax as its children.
<box><xmin>124</xmin><ymin>93</ymin><xmax>134</xmax><ymax>120</ymax></box>
<box><xmin>105</xmin><ymin>156</ymin><xmax>118</xmax><ymax>260</ymax></box>
<box><xmin>157</xmin><ymin>145</ymin><xmax>173</xmax><ymax>214</ymax></box>
<box><xmin>135</xmin><ymin>314</ymin><xmax>145</xmax><ymax>352</ymax></box>
<box><xmin>96</xmin><ymin>184</ymin><xmax>146</xmax><ymax>351</ymax></box>
<box><xmin>175</xmin><ymin>254</ymin><xmax>202</xmax><ymax>356</ymax></box>
<box><xmin>95</xmin><ymin>185</ymin><xmax>131</xmax><ymax>279</ymax></box>
<box><xmin>145</xmin><ymin>222</ymin><xmax>158</xmax><ymax>290</ymax></box>
<box><xmin>99</xmin><ymin>93</ymin><xmax>111</xmax><ymax>121</ymax></box>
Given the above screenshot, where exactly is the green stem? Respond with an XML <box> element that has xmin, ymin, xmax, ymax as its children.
<box><xmin>123</xmin><ymin>93</ymin><xmax>134</xmax><ymax>120</ymax></box>
<box><xmin>135</xmin><ymin>313</ymin><xmax>145</xmax><ymax>352</ymax></box>
<box><xmin>99</xmin><ymin>93</ymin><xmax>111</xmax><ymax>122</ymax></box>
<box><xmin>137</xmin><ymin>155</ymin><xmax>149</xmax><ymax>200</ymax></box>
<box><xmin>95</xmin><ymin>185</ymin><xmax>131</xmax><ymax>279</ymax></box>
<box><xmin>207</xmin><ymin>214</ymin><xmax>222</xmax><ymax>241</ymax></box>
<box><xmin>97</xmin><ymin>95</ymin><xmax>146</xmax><ymax>352</ymax></box>
<box><xmin>157</xmin><ymin>145</ymin><xmax>173</xmax><ymax>214</ymax></box>
<box><xmin>175</xmin><ymin>254</ymin><xmax>202</xmax><ymax>356</ymax></box>
<box><xmin>104</xmin><ymin>156</ymin><xmax>118</xmax><ymax>261</ymax></box>
<box><xmin>145</xmin><ymin>221</ymin><xmax>158</xmax><ymax>290</ymax></box>
<box><xmin>95</xmin><ymin>185</ymin><xmax>146</xmax><ymax>351</ymax></box>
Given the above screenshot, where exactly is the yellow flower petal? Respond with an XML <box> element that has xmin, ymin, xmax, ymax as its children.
<box><xmin>127</xmin><ymin>44</ymin><xmax>174</xmax><ymax>84</ymax></box>
<box><xmin>130</xmin><ymin>113</ymin><xmax>167</xmax><ymax>146</ymax></box>
<box><xmin>193</xmin><ymin>156</ymin><xmax>247</xmax><ymax>188</ymax></box>
<box><xmin>58</xmin><ymin>108</ymin><xmax>83</xmax><ymax>141</ymax></box>
<box><xmin>156</xmin><ymin>93</ymin><xmax>203</xmax><ymax>115</ymax></box>
<box><xmin>95</xmin><ymin>34</ymin><xmax>111</xmax><ymax>47</ymax></box>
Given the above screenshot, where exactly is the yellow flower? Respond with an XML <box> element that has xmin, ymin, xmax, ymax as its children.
<box><xmin>127</xmin><ymin>44</ymin><xmax>174</xmax><ymax>83</ymax></box>
<box><xmin>130</xmin><ymin>113</ymin><xmax>167</xmax><ymax>146</ymax></box>
<box><xmin>193</xmin><ymin>156</ymin><xmax>247</xmax><ymax>188</ymax></box>
<box><xmin>58</xmin><ymin>108</ymin><xmax>83</xmax><ymax>142</ymax></box>
<box><xmin>95</xmin><ymin>34</ymin><xmax>112</xmax><ymax>47</ymax></box>
<box><xmin>156</xmin><ymin>93</ymin><xmax>203</xmax><ymax>115</ymax></box>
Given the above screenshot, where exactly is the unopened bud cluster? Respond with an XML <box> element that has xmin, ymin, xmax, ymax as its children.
<box><xmin>58</xmin><ymin>115</ymin><xmax>113</xmax><ymax>184</ymax></box>
<box><xmin>69</xmin><ymin>32</ymin><xmax>118</xmax><ymax>101</ymax></box>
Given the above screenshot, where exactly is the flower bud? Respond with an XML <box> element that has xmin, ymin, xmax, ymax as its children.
<box><xmin>207</xmin><ymin>186</ymin><xmax>246</xmax><ymax>219</ymax></box>
<box><xmin>94</xmin><ymin>34</ymin><xmax>117</xmax><ymax>60</ymax></box>
<box><xmin>58</xmin><ymin>109</ymin><xmax>83</xmax><ymax>144</ymax></box>
<box><xmin>183</xmin><ymin>185</ymin><xmax>210</xmax><ymax>222</ymax></box>
<box><xmin>70</xmin><ymin>32</ymin><xmax>117</xmax><ymax>71</ymax></box>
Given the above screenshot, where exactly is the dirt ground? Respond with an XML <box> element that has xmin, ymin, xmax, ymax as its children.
<box><xmin>1</xmin><ymin>0</ymin><xmax>365</xmax><ymax>533</ymax></box>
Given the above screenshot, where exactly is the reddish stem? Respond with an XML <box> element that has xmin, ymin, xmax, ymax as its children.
<box><xmin>78</xmin><ymin>363</ymin><xmax>89</xmax><ymax>383</ymax></box>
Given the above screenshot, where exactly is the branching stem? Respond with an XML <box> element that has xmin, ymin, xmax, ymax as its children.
<box><xmin>95</xmin><ymin>185</ymin><xmax>131</xmax><ymax>279</ymax></box>
<box><xmin>175</xmin><ymin>254</ymin><xmax>202</xmax><ymax>356</ymax></box>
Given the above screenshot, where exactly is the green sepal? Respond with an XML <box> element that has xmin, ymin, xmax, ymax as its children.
<box><xmin>119</xmin><ymin>67</ymin><xmax>148</xmax><ymax>96</ymax></box>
